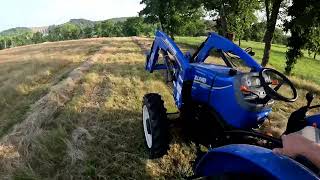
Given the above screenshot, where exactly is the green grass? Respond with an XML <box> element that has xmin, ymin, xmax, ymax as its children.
<box><xmin>175</xmin><ymin>37</ymin><xmax>320</xmax><ymax>85</ymax></box>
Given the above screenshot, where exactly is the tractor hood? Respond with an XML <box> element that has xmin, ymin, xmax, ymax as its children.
<box><xmin>191</xmin><ymin>63</ymin><xmax>237</xmax><ymax>77</ymax></box>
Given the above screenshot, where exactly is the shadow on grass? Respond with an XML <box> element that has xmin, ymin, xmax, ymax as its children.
<box><xmin>13</xmin><ymin>102</ymin><xmax>154</xmax><ymax>179</ymax></box>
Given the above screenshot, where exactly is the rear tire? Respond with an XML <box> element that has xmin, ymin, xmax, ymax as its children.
<box><xmin>142</xmin><ymin>93</ymin><xmax>169</xmax><ymax>159</ymax></box>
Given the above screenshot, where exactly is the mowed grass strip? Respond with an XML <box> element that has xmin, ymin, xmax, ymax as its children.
<box><xmin>0</xmin><ymin>39</ymin><xmax>107</xmax><ymax>137</ymax></box>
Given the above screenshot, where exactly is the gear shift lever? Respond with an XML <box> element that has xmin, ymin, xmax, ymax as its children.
<box><xmin>306</xmin><ymin>92</ymin><xmax>315</xmax><ymax>108</ymax></box>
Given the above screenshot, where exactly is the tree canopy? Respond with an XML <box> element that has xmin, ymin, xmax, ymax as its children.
<box><xmin>1</xmin><ymin>0</ymin><xmax>320</xmax><ymax>76</ymax></box>
<box><xmin>285</xmin><ymin>0</ymin><xmax>320</xmax><ymax>74</ymax></box>
<box><xmin>139</xmin><ymin>0</ymin><xmax>204</xmax><ymax>39</ymax></box>
<box><xmin>305</xmin><ymin>27</ymin><xmax>320</xmax><ymax>59</ymax></box>
<box><xmin>204</xmin><ymin>0</ymin><xmax>260</xmax><ymax>38</ymax></box>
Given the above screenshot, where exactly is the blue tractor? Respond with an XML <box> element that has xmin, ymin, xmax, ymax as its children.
<box><xmin>142</xmin><ymin>31</ymin><xmax>320</xmax><ymax>179</ymax></box>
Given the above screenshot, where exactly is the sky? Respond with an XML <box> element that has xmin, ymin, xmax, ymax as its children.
<box><xmin>0</xmin><ymin>0</ymin><xmax>144</xmax><ymax>31</ymax></box>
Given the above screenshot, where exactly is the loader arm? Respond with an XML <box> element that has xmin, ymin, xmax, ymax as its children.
<box><xmin>192</xmin><ymin>32</ymin><xmax>262</xmax><ymax>72</ymax></box>
<box><xmin>145</xmin><ymin>31</ymin><xmax>194</xmax><ymax>108</ymax></box>
<box><xmin>145</xmin><ymin>31</ymin><xmax>190</xmax><ymax>74</ymax></box>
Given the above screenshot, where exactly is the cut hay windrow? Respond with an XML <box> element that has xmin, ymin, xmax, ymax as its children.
<box><xmin>131</xmin><ymin>36</ymin><xmax>151</xmax><ymax>54</ymax></box>
<box><xmin>0</xmin><ymin>46</ymin><xmax>108</xmax><ymax>175</ymax></box>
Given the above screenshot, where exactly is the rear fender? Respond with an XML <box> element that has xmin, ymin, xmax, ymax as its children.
<box><xmin>306</xmin><ymin>114</ymin><xmax>320</xmax><ymax>127</ymax></box>
<box><xmin>195</xmin><ymin>144</ymin><xmax>318</xmax><ymax>179</ymax></box>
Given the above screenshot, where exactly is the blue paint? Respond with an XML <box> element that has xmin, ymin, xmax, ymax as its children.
<box><xmin>195</xmin><ymin>144</ymin><xmax>319</xmax><ymax>179</ymax></box>
<box><xmin>306</xmin><ymin>114</ymin><xmax>320</xmax><ymax>126</ymax></box>
<box><xmin>145</xmin><ymin>31</ymin><xmax>319</xmax><ymax>178</ymax></box>
<box><xmin>145</xmin><ymin>30</ymin><xmax>270</xmax><ymax>127</ymax></box>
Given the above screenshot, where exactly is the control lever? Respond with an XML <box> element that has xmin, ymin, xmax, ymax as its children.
<box><xmin>285</xmin><ymin>92</ymin><xmax>316</xmax><ymax>134</ymax></box>
<box><xmin>306</xmin><ymin>92</ymin><xmax>315</xmax><ymax>108</ymax></box>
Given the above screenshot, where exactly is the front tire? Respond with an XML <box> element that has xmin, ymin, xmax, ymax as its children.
<box><xmin>142</xmin><ymin>93</ymin><xmax>169</xmax><ymax>159</ymax></box>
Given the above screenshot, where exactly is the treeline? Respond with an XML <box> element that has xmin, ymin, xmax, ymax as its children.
<box><xmin>0</xmin><ymin>16</ymin><xmax>288</xmax><ymax>50</ymax></box>
<box><xmin>0</xmin><ymin>17</ymin><xmax>209</xmax><ymax>50</ymax></box>
<box><xmin>0</xmin><ymin>17</ymin><xmax>153</xmax><ymax>49</ymax></box>
<box><xmin>244</xmin><ymin>22</ymin><xmax>288</xmax><ymax>45</ymax></box>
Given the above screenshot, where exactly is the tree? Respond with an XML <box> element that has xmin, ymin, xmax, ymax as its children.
<box><xmin>227</xmin><ymin>0</ymin><xmax>259</xmax><ymax>46</ymax></box>
<box><xmin>179</xmin><ymin>19</ymin><xmax>206</xmax><ymax>36</ymax></box>
<box><xmin>285</xmin><ymin>0</ymin><xmax>320</xmax><ymax>74</ymax></box>
<box><xmin>305</xmin><ymin>27</ymin><xmax>320</xmax><ymax>59</ymax></box>
<box><xmin>203</xmin><ymin>0</ymin><xmax>260</xmax><ymax>38</ymax></box>
<box><xmin>47</xmin><ymin>26</ymin><xmax>63</xmax><ymax>41</ymax></box>
<box><xmin>10</xmin><ymin>32</ymin><xmax>33</xmax><ymax>47</ymax></box>
<box><xmin>93</xmin><ymin>23</ymin><xmax>103</xmax><ymax>37</ymax></box>
<box><xmin>113</xmin><ymin>22</ymin><xmax>125</xmax><ymax>37</ymax></box>
<box><xmin>272</xmin><ymin>28</ymin><xmax>287</xmax><ymax>45</ymax></box>
<box><xmin>244</xmin><ymin>22</ymin><xmax>266</xmax><ymax>42</ymax></box>
<box><xmin>122</xmin><ymin>17</ymin><xmax>155</xmax><ymax>36</ymax></box>
<box><xmin>60</xmin><ymin>23</ymin><xmax>81</xmax><ymax>40</ymax></box>
<box><xmin>204</xmin><ymin>20</ymin><xmax>217</xmax><ymax>33</ymax></box>
<box><xmin>140</xmin><ymin>0</ymin><xmax>203</xmax><ymax>39</ymax></box>
<box><xmin>261</xmin><ymin>0</ymin><xmax>283</xmax><ymax>67</ymax></box>
<box><xmin>0</xmin><ymin>37</ymin><xmax>5</xmax><ymax>50</ymax></box>
<box><xmin>122</xmin><ymin>17</ymin><xmax>145</xmax><ymax>36</ymax></box>
<box><xmin>82</xmin><ymin>26</ymin><xmax>94</xmax><ymax>38</ymax></box>
<box><xmin>32</xmin><ymin>32</ymin><xmax>44</xmax><ymax>44</ymax></box>
<box><xmin>100</xmin><ymin>21</ymin><xmax>115</xmax><ymax>37</ymax></box>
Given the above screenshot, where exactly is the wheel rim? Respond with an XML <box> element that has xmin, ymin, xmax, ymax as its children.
<box><xmin>143</xmin><ymin>105</ymin><xmax>152</xmax><ymax>148</ymax></box>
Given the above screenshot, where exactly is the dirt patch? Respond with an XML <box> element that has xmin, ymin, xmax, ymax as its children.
<box><xmin>0</xmin><ymin>46</ymin><xmax>108</xmax><ymax>176</ymax></box>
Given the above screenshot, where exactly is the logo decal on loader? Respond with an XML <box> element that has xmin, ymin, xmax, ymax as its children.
<box><xmin>164</xmin><ymin>38</ymin><xmax>177</xmax><ymax>55</ymax></box>
<box><xmin>194</xmin><ymin>75</ymin><xmax>207</xmax><ymax>84</ymax></box>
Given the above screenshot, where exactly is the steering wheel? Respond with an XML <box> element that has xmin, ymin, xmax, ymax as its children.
<box><xmin>259</xmin><ymin>68</ymin><xmax>298</xmax><ymax>102</ymax></box>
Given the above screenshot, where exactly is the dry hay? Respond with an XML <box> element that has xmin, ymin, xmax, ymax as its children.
<box><xmin>66</xmin><ymin>127</ymin><xmax>94</xmax><ymax>165</ymax></box>
<box><xmin>0</xmin><ymin>46</ymin><xmax>107</xmax><ymax>176</ymax></box>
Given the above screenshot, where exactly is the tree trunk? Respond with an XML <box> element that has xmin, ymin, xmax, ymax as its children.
<box><xmin>239</xmin><ymin>38</ymin><xmax>241</xmax><ymax>47</ymax></box>
<box><xmin>170</xmin><ymin>33</ymin><xmax>175</xmax><ymax>41</ymax></box>
<box><xmin>261</xmin><ymin>0</ymin><xmax>282</xmax><ymax>67</ymax></box>
<box><xmin>219</xmin><ymin>4</ymin><xmax>228</xmax><ymax>37</ymax></box>
<box><xmin>265</xmin><ymin>0</ymin><xmax>270</xmax><ymax>22</ymax></box>
<box><xmin>314</xmin><ymin>52</ymin><xmax>317</xmax><ymax>59</ymax></box>
<box><xmin>159</xmin><ymin>21</ymin><xmax>165</xmax><ymax>32</ymax></box>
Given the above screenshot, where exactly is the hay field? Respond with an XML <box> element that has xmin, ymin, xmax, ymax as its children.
<box><xmin>0</xmin><ymin>39</ymin><xmax>107</xmax><ymax>137</ymax></box>
<box><xmin>0</xmin><ymin>37</ymin><xmax>319</xmax><ymax>179</ymax></box>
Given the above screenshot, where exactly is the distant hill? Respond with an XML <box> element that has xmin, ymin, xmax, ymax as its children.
<box><xmin>68</xmin><ymin>19</ymin><xmax>96</xmax><ymax>28</ymax></box>
<box><xmin>67</xmin><ymin>17</ymin><xmax>130</xmax><ymax>27</ymax></box>
<box><xmin>106</xmin><ymin>17</ymin><xmax>130</xmax><ymax>23</ymax></box>
<box><xmin>0</xmin><ymin>17</ymin><xmax>133</xmax><ymax>36</ymax></box>
<box><xmin>0</xmin><ymin>27</ymin><xmax>32</xmax><ymax>36</ymax></box>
